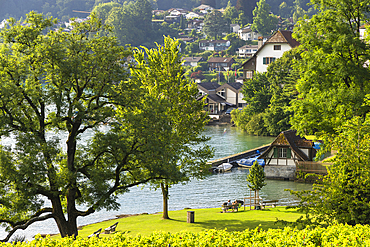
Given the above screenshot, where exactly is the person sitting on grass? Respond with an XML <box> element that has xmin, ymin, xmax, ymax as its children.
<box><xmin>232</xmin><ymin>200</ymin><xmax>239</xmax><ymax>212</ymax></box>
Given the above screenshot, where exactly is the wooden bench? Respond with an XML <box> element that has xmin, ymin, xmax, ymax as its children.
<box><xmin>261</xmin><ymin>200</ymin><xmax>278</xmax><ymax>208</ymax></box>
<box><xmin>221</xmin><ymin>203</ymin><xmax>240</xmax><ymax>213</ymax></box>
<box><xmin>88</xmin><ymin>228</ymin><xmax>102</xmax><ymax>238</ymax></box>
<box><xmin>104</xmin><ymin>222</ymin><xmax>118</xmax><ymax>234</ymax></box>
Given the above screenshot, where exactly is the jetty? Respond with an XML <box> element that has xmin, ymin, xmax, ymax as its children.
<box><xmin>208</xmin><ymin>144</ymin><xmax>270</xmax><ymax>169</ymax></box>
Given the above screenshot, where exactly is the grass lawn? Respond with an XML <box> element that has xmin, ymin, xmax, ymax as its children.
<box><xmin>66</xmin><ymin>207</ymin><xmax>304</xmax><ymax>239</ymax></box>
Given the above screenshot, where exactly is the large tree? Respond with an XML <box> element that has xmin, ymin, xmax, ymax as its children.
<box><xmin>105</xmin><ymin>0</ymin><xmax>153</xmax><ymax>47</ymax></box>
<box><xmin>203</xmin><ymin>10</ymin><xmax>228</xmax><ymax>40</ymax></box>
<box><xmin>0</xmin><ymin>12</ymin><xmax>173</xmax><ymax>241</ymax></box>
<box><xmin>130</xmin><ymin>37</ymin><xmax>213</xmax><ymax>219</ymax></box>
<box><xmin>251</xmin><ymin>0</ymin><xmax>278</xmax><ymax>36</ymax></box>
<box><xmin>288</xmin><ymin>115</ymin><xmax>370</xmax><ymax>226</ymax></box>
<box><xmin>290</xmin><ymin>0</ymin><xmax>370</xmax><ymax>135</ymax></box>
<box><xmin>235</xmin><ymin>0</ymin><xmax>258</xmax><ymax>23</ymax></box>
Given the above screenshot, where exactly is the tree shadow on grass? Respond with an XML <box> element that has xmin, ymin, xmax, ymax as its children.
<box><xmin>193</xmin><ymin>218</ymin><xmax>285</xmax><ymax>232</ymax></box>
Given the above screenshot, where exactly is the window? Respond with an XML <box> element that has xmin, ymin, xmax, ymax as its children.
<box><xmin>274</xmin><ymin>45</ymin><xmax>281</xmax><ymax>50</ymax></box>
<box><xmin>263</xmin><ymin>57</ymin><xmax>276</xmax><ymax>65</ymax></box>
<box><xmin>246</xmin><ymin>71</ymin><xmax>253</xmax><ymax>79</ymax></box>
<box><xmin>217</xmin><ymin>89</ymin><xmax>225</xmax><ymax>98</ymax></box>
<box><xmin>278</xmin><ymin>148</ymin><xmax>287</xmax><ymax>158</ymax></box>
<box><xmin>274</xmin><ymin>148</ymin><xmax>292</xmax><ymax>158</ymax></box>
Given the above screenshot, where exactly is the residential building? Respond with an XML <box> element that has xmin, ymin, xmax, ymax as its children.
<box><xmin>167</xmin><ymin>8</ymin><xmax>188</xmax><ymax>16</ymax></box>
<box><xmin>195</xmin><ymin>4</ymin><xmax>214</xmax><ymax>14</ymax></box>
<box><xmin>187</xmin><ymin>19</ymin><xmax>204</xmax><ymax>30</ymax></box>
<box><xmin>207</xmin><ymin>57</ymin><xmax>235</xmax><ymax>71</ymax></box>
<box><xmin>197</xmin><ymin>82</ymin><xmax>246</xmax><ymax>113</ymax></box>
<box><xmin>242</xmin><ymin>30</ymin><xmax>299</xmax><ymax>79</ymax></box>
<box><xmin>183</xmin><ymin>57</ymin><xmax>204</xmax><ymax>67</ymax></box>
<box><xmin>237</xmin><ymin>45</ymin><xmax>258</xmax><ymax>58</ymax></box>
<box><xmin>258</xmin><ymin>130</ymin><xmax>319</xmax><ymax>180</ymax></box>
<box><xmin>238</xmin><ymin>26</ymin><xmax>259</xmax><ymax>41</ymax></box>
<box><xmin>199</xmin><ymin>40</ymin><xmax>230</xmax><ymax>51</ymax></box>
<box><xmin>230</xmin><ymin>24</ymin><xmax>240</xmax><ymax>33</ymax></box>
<box><xmin>185</xmin><ymin>11</ymin><xmax>203</xmax><ymax>19</ymax></box>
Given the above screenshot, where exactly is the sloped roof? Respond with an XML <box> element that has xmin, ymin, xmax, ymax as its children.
<box><xmin>238</xmin><ymin>44</ymin><xmax>258</xmax><ymax>50</ymax></box>
<box><xmin>241</xmin><ymin>30</ymin><xmax>299</xmax><ymax>67</ymax></box>
<box><xmin>197</xmin><ymin>93</ymin><xmax>226</xmax><ymax>103</ymax></box>
<box><xmin>183</xmin><ymin>56</ymin><xmax>203</xmax><ymax>62</ymax></box>
<box><xmin>208</xmin><ymin>57</ymin><xmax>234</xmax><ymax>63</ymax></box>
<box><xmin>216</xmin><ymin>82</ymin><xmax>243</xmax><ymax>93</ymax></box>
<box><xmin>199</xmin><ymin>40</ymin><xmax>229</xmax><ymax>44</ymax></box>
<box><xmin>197</xmin><ymin>82</ymin><xmax>220</xmax><ymax>91</ymax></box>
<box><xmin>259</xmin><ymin>129</ymin><xmax>314</xmax><ymax>161</ymax></box>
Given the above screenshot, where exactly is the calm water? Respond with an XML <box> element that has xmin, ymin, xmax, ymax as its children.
<box><xmin>0</xmin><ymin>125</ymin><xmax>311</xmax><ymax>240</ymax></box>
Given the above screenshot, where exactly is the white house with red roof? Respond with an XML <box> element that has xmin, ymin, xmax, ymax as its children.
<box><xmin>242</xmin><ymin>30</ymin><xmax>300</xmax><ymax>79</ymax></box>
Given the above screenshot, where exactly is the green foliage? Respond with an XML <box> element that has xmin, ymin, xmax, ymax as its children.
<box><xmin>0</xmin><ymin>12</ymin><xmax>143</xmax><ymax>240</ymax></box>
<box><xmin>251</xmin><ymin>0</ymin><xmax>278</xmax><ymax>36</ymax></box>
<box><xmin>236</xmin><ymin>0</ymin><xmax>257</xmax><ymax>23</ymax></box>
<box><xmin>247</xmin><ymin>161</ymin><xmax>266</xmax><ymax>191</ymax></box>
<box><xmin>290</xmin><ymin>0</ymin><xmax>370</xmax><ymax>135</ymax></box>
<box><xmin>223</xmin><ymin>1</ymin><xmax>239</xmax><ymax>25</ymax></box>
<box><xmin>203</xmin><ymin>10</ymin><xmax>228</xmax><ymax>40</ymax></box>
<box><xmin>232</xmin><ymin>48</ymin><xmax>301</xmax><ymax>136</ymax></box>
<box><xmin>8</xmin><ymin>224</ymin><xmax>370</xmax><ymax>246</ymax></box>
<box><xmin>105</xmin><ymin>0</ymin><xmax>154</xmax><ymax>47</ymax></box>
<box><xmin>288</xmin><ymin>116</ymin><xmax>370</xmax><ymax>227</ymax></box>
<box><xmin>130</xmin><ymin>36</ymin><xmax>213</xmax><ymax>219</ymax></box>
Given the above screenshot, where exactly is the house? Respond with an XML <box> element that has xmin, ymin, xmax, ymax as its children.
<box><xmin>186</xmin><ymin>12</ymin><xmax>203</xmax><ymax>19</ymax></box>
<box><xmin>187</xmin><ymin>19</ymin><xmax>204</xmax><ymax>30</ymax></box>
<box><xmin>197</xmin><ymin>82</ymin><xmax>226</xmax><ymax>114</ymax></box>
<box><xmin>199</xmin><ymin>40</ymin><xmax>230</xmax><ymax>51</ymax></box>
<box><xmin>242</xmin><ymin>30</ymin><xmax>299</xmax><ymax>79</ymax></box>
<box><xmin>197</xmin><ymin>82</ymin><xmax>245</xmax><ymax>114</ymax></box>
<box><xmin>207</xmin><ymin>57</ymin><xmax>235</xmax><ymax>71</ymax></box>
<box><xmin>230</xmin><ymin>24</ymin><xmax>240</xmax><ymax>33</ymax></box>
<box><xmin>258</xmin><ymin>129</ymin><xmax>318</xmax><ymax>180</ymax></box>
<box><xmin>237</xmin><ymin>45</ymin><xmax>258</xmax><ymax>58</ymax></box>
<box><xmin>164</xmin><ymin>15</ymin><xmax>181</xmax><ymax>23</ymax></box>
<box><xmin>195</xmin><ymin>4</ymin><xmax>214</xmax><ymax>14</ymax></box>
<box><xmin>238</xmin><ymin>26</ymin><xmax>259</xmax><ymax>41</ymax></box>
<box><xmin>179</xmin><ymin>37</ymin><xmax>196</xmax><ymax>43</ymax></box>
<box><xmin>167</xmin><ymin>8</ymin><xmax>188</xmax><ymax>16</ymax></box>
<box><xmin>183</xmin><ymin>57</ymin><xmax>204</xmax><ymax>67</ymax></box>
<box><xmin>215</xmin><ymin>82</ymin><xmax>246</xmax><ymax>108</ymax></box>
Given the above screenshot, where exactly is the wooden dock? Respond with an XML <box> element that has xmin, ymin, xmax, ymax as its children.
<box><xmin>208</xmin><ymin>144</ymin><xmax>270</xmax><ymax>169</ymax></box>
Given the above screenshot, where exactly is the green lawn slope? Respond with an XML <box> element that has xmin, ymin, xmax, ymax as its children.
<box><xmin>69</xmin><ymin>207</ymin><xmax>304</xmax><ymax>238</ymax></box>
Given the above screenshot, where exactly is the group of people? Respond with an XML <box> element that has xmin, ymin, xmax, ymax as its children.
<box><xmin>223</xmin><ymin>199</ymin><xmax>240</xmax><ymax>212</ymax></box>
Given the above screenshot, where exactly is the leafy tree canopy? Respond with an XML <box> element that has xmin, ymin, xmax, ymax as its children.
<box><xmin>251</xmin><ymin>0</ymin><xmax>278</xmax><ymax>36</ymax></box>
<box><xmin>290</xmin><ymin>0</ymin><xmax>370</xmax><ymax>135</ymax></box>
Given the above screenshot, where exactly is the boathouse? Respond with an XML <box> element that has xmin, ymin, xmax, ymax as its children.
<box><xmin>258</xmin><ymin>130</ymin><xmax>317</xmax><ymax>180</ymax></box>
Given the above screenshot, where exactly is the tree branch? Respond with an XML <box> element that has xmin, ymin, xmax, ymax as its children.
<box><xmin>0</xmin><ymin>213</ymin><xmax>54</xmax><ymax>243</ymax></box>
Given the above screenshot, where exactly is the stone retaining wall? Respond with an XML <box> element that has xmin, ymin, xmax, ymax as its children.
<box><xmin>264</xmin><ymin>165</ymin><xmax>296</xmax><ymax>180</ymax></box>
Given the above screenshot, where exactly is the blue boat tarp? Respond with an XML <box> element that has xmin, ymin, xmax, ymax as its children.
<box><xmin>237</xmin><ymin>157</ymin><xmax>265</xmax><ymax>167</ymax></box>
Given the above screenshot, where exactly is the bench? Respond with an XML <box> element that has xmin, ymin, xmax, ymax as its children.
<box><xmin>104</xmin><ymin>222</ymin><xmax>118</xmax><ymax>234</ymax></box>
<box><xmin>221</xmin><ymin>203</ymin><xmax>240</xmax><ymax>213</ymax></box>
<box><xmin>88</xmin><ymin>228</ymin><xmax>102</xmax><ymax>238</ymax></box>
<box><xmin>261</xmin><ymin>200</ymin><xmax>278</xmax><ymax>208</ymax></box>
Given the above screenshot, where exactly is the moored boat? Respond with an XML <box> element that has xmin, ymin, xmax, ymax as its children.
<box><xmin>215</xmin><ymin>163</ymin><xmax>233</xmax><ymax>172</ymax></box>
<box><xmin>237</xmin><ymin>157</ymin><xmax>265</xmax><ymax>168</ymax></box>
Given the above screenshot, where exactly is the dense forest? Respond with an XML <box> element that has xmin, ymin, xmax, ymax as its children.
<box><xmin>0</xmin><ymin>0</ymin><xmax>310</xmax><ymax>22</ymax></box>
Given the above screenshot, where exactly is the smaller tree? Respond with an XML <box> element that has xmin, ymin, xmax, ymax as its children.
<box><xmin>251</xmin><ymin>0</ymin><xmax>278</xmax><ymax>36</ymax></box>
<box><xmin>203</xmin><ymin>10</ymin><xmax>228</xmax><ymax>40</ymax></box>
<box><xmin>247</xmin><ymin>161</ymin><xmax>267</xmax><ymax>209</ymax></box>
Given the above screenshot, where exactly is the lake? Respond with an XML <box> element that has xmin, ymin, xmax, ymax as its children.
<box><xmin>0</xmin><ymin>125</ymin><xmax>312</xmax><ymax>240</ymax></box>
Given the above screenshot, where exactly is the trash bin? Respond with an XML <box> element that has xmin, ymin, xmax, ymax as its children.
<box><xmin>187</xmin><ymin>211</ymin><xmax>194</xmax><ymax>223</ymax></box>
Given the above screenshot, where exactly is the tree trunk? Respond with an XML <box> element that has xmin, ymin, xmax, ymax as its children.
<box><xmin>161</xmin><ymin>182</ymin><xmax>170</xmax><ymax>219</ymax></box>
<box><xmin>51</xmin><ymin>196</ymin><xmax>78</xmax><ymax>238</ymax></box>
